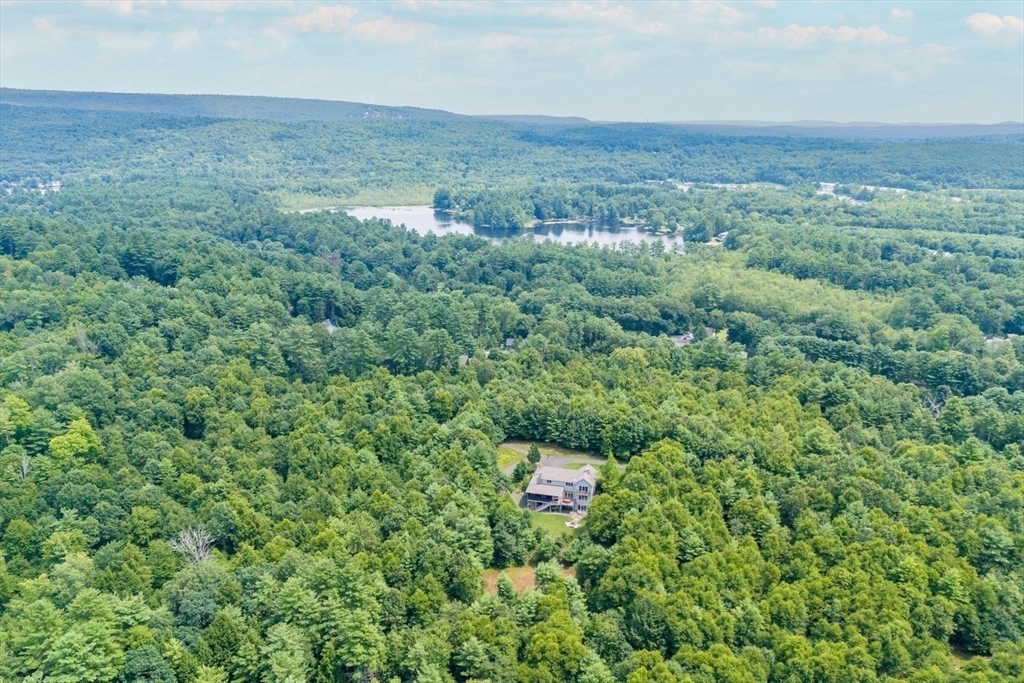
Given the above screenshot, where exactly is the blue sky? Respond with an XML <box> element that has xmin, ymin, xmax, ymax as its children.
<box><xmin>1</xmin><ymin>0</ymin><xmax>1022</xmax><ymax>123</ymax></box>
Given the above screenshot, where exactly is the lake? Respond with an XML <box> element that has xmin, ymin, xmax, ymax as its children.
<box><xmin>344</xmin><ymin>206</ymin><xmax>687</xmax><ymax>249</ymax></box>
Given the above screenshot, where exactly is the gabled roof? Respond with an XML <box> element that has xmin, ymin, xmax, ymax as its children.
<box><xmin>533</xmin><ymin>464</ymin><xmax>597</xmax><ymax>487</ymax></box>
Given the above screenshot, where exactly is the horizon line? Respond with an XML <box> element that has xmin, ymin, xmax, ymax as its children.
<box><xmin>2</xmin><ymin>86</ymin><xmax>1023</xmax><ymax>128</ymax></box>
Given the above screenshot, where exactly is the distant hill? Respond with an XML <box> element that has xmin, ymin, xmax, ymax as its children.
<box><xmin>673</xmin><ymin>120</ymin><xmax>1024</xmax><ymax>140</ymax></box>
<box><xmin>0</xmin><ymin>88</ymin><xmax>469</xmax><ymax>123</ymax></box>
<box><xmin>5</xmin><ymin>89</ymin><xmax>1020</xmax><ymax>139</ymax></box>
<box><xmin>0</xmin><ymin>89</ymin><xmax>592</xmax><ymax>126</ymax></box>
<box><xmin>477</xmin><ymin>114</ymin><xmax>592</xmax><ymax>125</ymax></box>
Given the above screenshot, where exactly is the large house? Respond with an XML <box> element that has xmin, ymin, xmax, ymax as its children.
<box><xmin>525</xmin><ymin>464</ymin><xmax>597</xmax><ymax>514</ymax></box>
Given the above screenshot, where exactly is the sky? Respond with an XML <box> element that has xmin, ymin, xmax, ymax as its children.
<box><xmin>1</xmin><ymin>0</ymin><xmax>1022</xmax><ymax>123</ymax></box>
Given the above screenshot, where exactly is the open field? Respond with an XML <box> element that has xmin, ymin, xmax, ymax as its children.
<box><xmin>275</xmin><ymin>185</ymin><xmax>434</xmax><ymax>211</ymax></box>
<box><xmin>482</xmin><ymin>565</ymin><xmax>577</xmax><ymax>594</ymax></box>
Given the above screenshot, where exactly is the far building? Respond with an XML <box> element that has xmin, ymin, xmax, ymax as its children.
<box><xmin>525</xmin><ymin>464</ymin><xmax>597</xmax><ymax>514</ymax></box>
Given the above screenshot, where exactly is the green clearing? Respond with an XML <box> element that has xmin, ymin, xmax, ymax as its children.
<box><xmin>482</xmin><ymin>565</ymin><xmax>577</xmax><ymax>594</ymax></box>
<box><xmin>275</xmin><ymin>185</ymin><xmax>434</xmax><ymax>211</ymax></box>
<box><xmin>501</xmin><ymin>440</ymin><xmax>600</xmax><ymax>461</ymax></box>
<box><xmin>528</xmin><ymin>510</ymin><xmax>575</xmax><ymax>538</ymax></box>
<box><xmin>497</xmin><ymin>446</ymin><xmax>524</xmax><ymax>471</ymax></box>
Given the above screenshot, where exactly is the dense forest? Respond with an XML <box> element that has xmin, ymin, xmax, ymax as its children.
<box><xmin>3</xmin><ymin>101</ymin><xmax>1023</xmax><ymax>199</ymax></box>
<box><xmin>0</xmin><ymin>94</ymin><xmax>1022</xmax><ymax>682</ymax></box>
<box><xmin>433</xmin><ymin>182</ymin><xmax>1024</xmax><ymax>235</ymax></box>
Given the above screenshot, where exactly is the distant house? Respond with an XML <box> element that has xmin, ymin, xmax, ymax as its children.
<box><xmin>323</xmin><ymin>319</ymin><xmax>339</xmax><ymax>334</ymax></box>
<box><xmin>525</xmin><ymin>465</ymin><xmax>597</xmax><ymax>514</ymax></box>
<box><xmin>670</xmin><ymin>332</ymin><xmax>695</xmax><ymax>347</ymax></box>
<box><xmin>458</xmin><ymin>354</ymin><xmax>470</xmax><ymax>367</ymax></box>
<box><xmin>669</xmin><ymin>328</ymin><xmax>717</xmax><ymax>347</ymax></box>
<box><xmin>502</xmin><ymin>338</ymin><xmax>517</xmax><ymax>351</ymax></box>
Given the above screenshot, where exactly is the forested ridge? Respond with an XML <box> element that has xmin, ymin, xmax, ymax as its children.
<box><xmin>0</xmin><ymin>96</ymin><xmax>1023</xmax><ymax>682</ymax></box>
<box><xmin>2</xmin><ymin>103</ymin><xmax>1022</xmax><ymax>195</ymax></box>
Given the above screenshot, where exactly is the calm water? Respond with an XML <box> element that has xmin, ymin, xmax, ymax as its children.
<box><xmin>344</xmin><ymin>206</ymin><xmax>686</xmax><ymax>249</ymax></box>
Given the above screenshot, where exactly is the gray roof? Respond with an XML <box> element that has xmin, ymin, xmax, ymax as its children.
<box><xmin>526</xmin><ymin>482</ymin><xmax>565</xmax><ymax>498</ymax></box>
<box><xmin>532</xmin><ymin>465</ymin><xmax>597</xmax><ymax>487</ymax></box>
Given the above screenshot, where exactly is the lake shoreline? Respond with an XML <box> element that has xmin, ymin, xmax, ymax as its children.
<box><xmin>343</xmin><ymin>206</ymin><xmax>687</xmax><ymax>249</ymax></box>
<box><xmin>293</xmin><ymin>205</ymin><xmax>684</xmax><ymax>237</ymax></box>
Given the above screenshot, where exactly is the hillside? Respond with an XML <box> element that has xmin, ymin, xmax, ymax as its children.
<box><xmin>0</xmin><ymin>88</ymin><xmax>468</xmax><ymax>123</ymax></box>
<box><xmin>2</xmin><ymin>94</ymin><xmax>1022</xmax><ymax>194</ymax></box>
<box><xmin>4</xmin><ymin>88</ymin><xmax>1020</xmax><ymax>138</ymax></box>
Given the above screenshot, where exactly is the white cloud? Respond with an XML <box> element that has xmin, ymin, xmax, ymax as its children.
<box><xmin>31</xmin><ymin>14</ymin><xmax>158</xmax><ymax>52</ymax></box>
<box><xmin>479</xmin><ymin>32</ymin><xmax>536</xmax><ymax>52</ymax></box>
<box><xmin>890</xmin><ymin>8</ymin><xmax>913</xmax><ymax>22</ymax></box>
<box><xmin>93</xmin><ymin>29</ymin><xmax>158</xmax><ymax>51</ymax></box>
<box><xmin>753</xmin><ymin>23</ymin><xmax>907</xmax><ymax>48</ymax></box>
<box><xmin>85</xmin><ymin>0</ymin><xmax>145</xmax><ymax>14</ymax></box>
<box><xmin>351</xmin><ymin>17</ymin><xmax>429</xmax><ymax>43</ymax></box>
<box><xmin>966</xmin><ymin>13</ymin><xmax>1024</xmax><ymax>38</ymax></box>
<box><xmin>86</xmin><ymin>0</ymin><xmax>293</xmax><ymax>11</ymax></box>
<box><xmin>689</xmin><ymin>0</ymin><xmax>750</xmax><ymax>23</ymax></box>
<box><xmin>175</xmin><ymin>0</ymin><xmax>289</xmax><ymax>10</ymax></box>
<box><xmin>283</xmin><ymin>5</ymin><xmax>431</xmax><ymax>44</ymax></box>
<box><xmin>282</xmin><ymin>4</ymin><xmax>429</xmax><ymax>43</ymax></box>
<box><xmin>519</xmin><ymin>1</ymin><xmax>667</xmax><ymax>34</ymax></box>
<box><xmin>171</xmin><ymin>28</ymin><xmax>199</xmax><ymax>51</ymax></box>
<box><xmin>718</xmin><ymin>39</ymin><xmax>963</xmax><ymax>103</ymax></box>
<box><xmin>224</xmin><ymin>26</ymin><xmax>292</xmax><ymax>61</ymax></box>
<box><xmin>31</xmin><ymin>17</ymin><xmax>71</xmax><ymax>40</ymax></box>
<box><xmin>750</xmin><ymin>0</ymin><xmax>778</xmax><ymax>8</ymax></box>
<box><xmin>285</xmin><ymin>5</ymin><xmax>358</xmax><ymax>33</ymax></box>
<box><xmin>524</xmin><ymin>2</ymin><xmax>637</xmax><ymax>24</ymax></box>
<box><xmin>597</xmin><ymin>50</ymin><xmax>643</xmax><ymax>77</ymax></box>
<box><xmin>723</xmin><ymin>59</ymin><xmax>773</xmax><ymax>77</ymax></box>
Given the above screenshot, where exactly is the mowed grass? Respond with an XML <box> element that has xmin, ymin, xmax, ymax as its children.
<box><xmin>497</xmin><ymin>446</ymin><xmax>524</xmax><ymax>471</ymax></box>
<box><xmin>482</xmin><ymin>565</ymin><xmax>577</xmax><ymax>594</ymax></box>
<box><xmin>529</xmin><ymin>510</ymin><xmax>575</xmax><ymax>538</ymax></box>
<box><xmin>502</xmin><ymin>440</ymin><xmax>595</xmax><ymax>460</ymax></box>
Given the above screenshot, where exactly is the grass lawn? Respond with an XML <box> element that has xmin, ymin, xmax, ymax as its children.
<box><xmin>503</xmin><ymin>440</ymin><xmax>595</xmax><ymax>459</ymax></box>
<box><xmin>529</xmin><ymin>510</ymin><xmax>575</xmax><ymax>538</ymax></box>
<box><xmin>497</xmin><ymin>446</ymin><xmax>524</xmax><ymax>471</ymax></box>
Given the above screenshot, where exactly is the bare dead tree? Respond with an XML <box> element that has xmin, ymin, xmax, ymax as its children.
<box><xmin>169</xmin><ymin>525</ymin><xmax>215</xmax><ymax>564</ymax></box>
<box><xmin>922</xmin><ymin>393</ymin><xmax>943</xmax><ymax>419</ymax></box>
<box><xmin>17</xmin><ymin>453</ymin><xmax>31</xmax><ymax>481</ymax></box>
<box><xmin>75</xmin><ymin>325</ymin><xmax>95</xmax><ymax>354</ymax></box>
